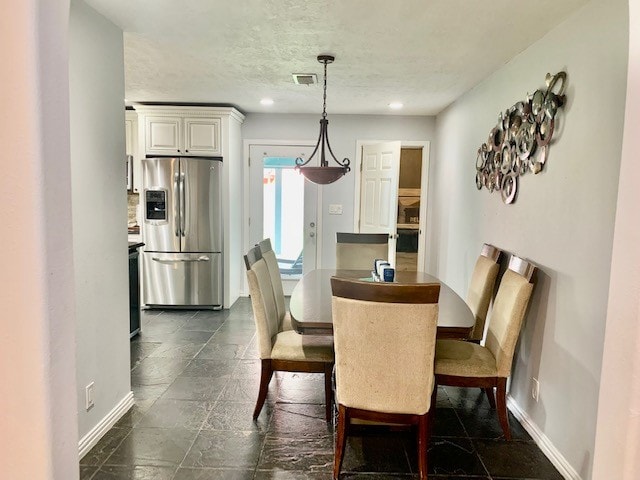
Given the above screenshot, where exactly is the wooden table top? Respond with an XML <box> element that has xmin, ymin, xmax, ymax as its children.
<box><xmin>289</xmin><ymin>269</ymin><xmax>475</xmax><ymax>338</ymax></box>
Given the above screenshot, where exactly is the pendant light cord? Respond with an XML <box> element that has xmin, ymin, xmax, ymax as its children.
<box><xmin>322</xmin><ymin>60</ymin><xmax>328</xmax><ymax>119</ymax></box>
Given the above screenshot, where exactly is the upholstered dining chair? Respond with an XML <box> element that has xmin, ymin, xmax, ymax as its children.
<box><xmin>331</xmin><ymin>277</ymin><xmax>441</xmax><ymax>480</ymax></box>
<box><xmin>244</xmin><ymin>246</ymin><xmax>335</xmax><ymax>421</ymax></box>
<box><xmin>335</xmin><ymin>232</ymin><xmax>389</xmax><ymax>270</ymax></box>
<box><xmin>434</xmin><ymin>254</ymin><xmax>535</xmax><ymax>440</ymax></box>
<box><xmin>257</xmin><ymin>238</ymin><xmax>293</xmax><ymax>332</ymax></box>
<box><xmin>466</xmin><ymin>243</ymin><xmax>501</xmax><ymax>342</ymax></box>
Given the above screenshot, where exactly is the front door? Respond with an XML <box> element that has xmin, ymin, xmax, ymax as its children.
<box><xmin>249</xmin><ymin>144</ymin><xmax>318</xmax><ymax>294</ymax></box>
<box><xmin>358</xmin><ymin>141</ymin><xmax>401</xmax><ymax>266</ymax></box>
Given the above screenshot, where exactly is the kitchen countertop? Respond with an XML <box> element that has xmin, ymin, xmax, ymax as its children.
<box><xmin>128</xmin><ymin>241</ymin><xmax>144</xmax><ymax>253</ymax></box>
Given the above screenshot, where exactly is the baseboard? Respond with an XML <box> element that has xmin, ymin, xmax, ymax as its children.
<box><xmin>507</xmin><ymin>395</ymin><xmax>582</xmax><ymax>480</ymax></box>
<box><xmin>78</xmin><ymin>391</ymin><xmax>134</xmax><ymax>460</ymax></box>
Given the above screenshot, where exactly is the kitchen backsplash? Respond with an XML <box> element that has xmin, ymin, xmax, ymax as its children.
<box><xmin>127</xmin><ymin>193</ymin><xmax>139</xmax><ymax>227</ymax></box>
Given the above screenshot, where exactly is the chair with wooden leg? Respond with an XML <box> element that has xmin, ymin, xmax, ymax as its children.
<box><xmin>330</xmin><ymin>277</ymin><xmax>440</xmax><ymax>480</ymax></box>
<box><xmin>244</xmin><ymin>245</ymin><xmax>335</xmax><ymax>421</ymax></box>
<box><xmin>434</xmin><ymin>255</ymin><xmax>535</xmax><ymax>440</ymax></box>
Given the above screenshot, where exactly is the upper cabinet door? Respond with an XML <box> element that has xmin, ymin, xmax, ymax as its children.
<box><xmin>145</xmin><ymin>116</ymin><xmax>183</xmax><ymax>155</ymax></box>
<box><xmin>184</xmin><ymin>117</ymin><xmax>221</xmax><ymax>156</ymax></box>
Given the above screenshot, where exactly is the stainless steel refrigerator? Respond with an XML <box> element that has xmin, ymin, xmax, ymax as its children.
<box><xmin>142</xmin><ymin>157</ymin><xmax>223</xmax><ymax>308</ymax></box>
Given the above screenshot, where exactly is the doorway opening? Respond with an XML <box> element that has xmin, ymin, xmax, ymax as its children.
<box><xmin>353</xmin><ymin>140</ymin><xmax>430</xmax><ymax>272</ymax></box>
<box><xmin>396</xmin><ymin>147</ymin><xmax>423</xmax><ymax>271</ymax></box>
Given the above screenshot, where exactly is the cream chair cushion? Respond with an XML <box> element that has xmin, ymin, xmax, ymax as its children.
<box><xmin>246</xmin><ymin>258</ymin><xmax>280</xmax><ymax>359</ymax></box>
<box><xmin>336</xmin><ymin>243</ymin><xmax>388</xmax><ymax>270</ymax></box>
<box><xmin>435</xmin><ymin>339</ymin><xmax>498</xmax><ymax>377</ymax></box>
<box><xmin>271</xmin><ymin>330</ymin><xmax>334</xmax><ymax>363</ymax></box>
<box><xmin>332</xmin><ymin>296</ymin><xmax>438</xmax><ymax>415</ymax></box>
<box><xmin>258</xmin><ymin>239</ymin><xmax>289</xmax><ymax>329</ymax></box>
<box><xmin>485</xmin><ymin>270</ymin><xmax>533</xmax><ymax>377</ymax></box>
<box><xmin>281</xmin><ymin>311</ymin><xmax>293</xmax><ymax>332</ymax></box>
<box><xmin>467</xmin><ymin>256</ymin><xmax>500</xmax><ymax>341</ymax></box>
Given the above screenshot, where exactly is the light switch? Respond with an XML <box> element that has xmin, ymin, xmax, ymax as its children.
<box><xmin>329</xmin><ymin>204</ymin><xmax>343</xmax><ymax>215</ymax></box>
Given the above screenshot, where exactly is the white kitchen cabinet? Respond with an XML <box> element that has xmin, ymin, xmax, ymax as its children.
<box><xmin>142</xmin><ymin>114</ymin><xmax>221</xmax><ymax>156</ymax></box>
<box><xmin>184</xmin><ymin>117</ymin><xmax>221</xmax><ymax>156</ymax></box>
<box><xmin>145</xmin><ymin>116</ymin><xmax>183</xmax><ymax>155</ymax></box>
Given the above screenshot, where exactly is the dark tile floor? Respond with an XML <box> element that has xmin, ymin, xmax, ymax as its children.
<box><xmin>80</xmin><ymin>298</ymin><xmax>563</xmax><ymax>480</ymax></box>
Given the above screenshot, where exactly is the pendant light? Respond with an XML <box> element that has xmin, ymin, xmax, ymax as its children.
<box><xmin>295</xmin><ymin>55</ymin><xmax>350</xmax><ymax>185</ymax></box>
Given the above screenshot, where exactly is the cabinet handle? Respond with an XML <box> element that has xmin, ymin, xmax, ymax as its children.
<box><xmin>177</xmin><ymin>149</ymin><xmax>182</xmax><ymax>153</ymax></box>
<box><xmin>185</xmin><ymin>149</ymin><xmax>189</xmax><ymax>153</ymax></box>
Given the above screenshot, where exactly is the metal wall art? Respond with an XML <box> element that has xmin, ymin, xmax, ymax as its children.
<box><xmin>475</xmin><ymin>72</ymin><xmax>567</xmax><ymax>204</ymax></box>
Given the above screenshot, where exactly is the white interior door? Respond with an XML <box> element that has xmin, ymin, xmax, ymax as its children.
<box><xmin>249</xmin><ymin>144</ymin><xmax>317</xmax><ymax>294</ymax></box>
<box><xmin>358</xmin><ymin>141</ymin><xmax>401</xmax><ymax>266</ymax></box>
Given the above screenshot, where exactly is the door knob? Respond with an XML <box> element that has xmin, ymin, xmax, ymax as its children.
<box><xmin>310</xmin><ymin>222</ymin><xmax>315</xmax><ymax>228</ymax></box>
<box><xmin>310</xmin><ymin>232</ymin><xmax>315</xmax><ymax>237</ymax></box>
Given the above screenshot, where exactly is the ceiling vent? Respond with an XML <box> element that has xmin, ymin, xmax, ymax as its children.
<box><xmin>292</xmin><ymin>73</ymin><xmax>317</xmax><ymax>85</ymax></box>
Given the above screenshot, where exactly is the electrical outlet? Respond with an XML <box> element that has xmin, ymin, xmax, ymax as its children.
<box><xmin>85</xmin><ymin>382</ymin><xmax>95</xmax><ymax>411</ymax></box>
<box><xmin>328</xmin><ymin>204</ymin><xmax>343</xmax><ymax>215</ymax></box>
<box><xmin>531</xmin><ymin>377</ymin><xmax>539</xmax><ymax>402</ymax></box>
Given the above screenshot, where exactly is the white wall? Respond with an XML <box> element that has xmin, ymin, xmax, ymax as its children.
<box><xmin>430</xmin><ymin>0</ymin><xmax>628</xmax><ymax>477</ymax></box>
<box><xmin>243</xmin><ymin>113</ymin><xmax>436</xmax><ymax>267</ymax></box>
<box><xmin>70</xmin><ymin>1</ymin><xmax>131</xmax><ymax>439</ymax></box>
<box><xmin>0</xmin><ymin>0</ymin><xmax>78</xmax><ymax>479</ymax></box>
<box><xmin>592</xmin><ymin>0</ymin><xmax>640</xmax><ymax>477</ymax></box>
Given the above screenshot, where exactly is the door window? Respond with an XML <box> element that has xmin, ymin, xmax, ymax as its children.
<box><xmin>263</xmin><ymin>157</ymin><xmax>305</xmax><ymax>277</ymax></box>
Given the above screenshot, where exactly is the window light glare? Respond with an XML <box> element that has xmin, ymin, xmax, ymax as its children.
<box><xmin>260</xmin><ymin>98</ymin><xmax>274</xmax><ymax>106</ymax></box>
<box><xmin>389</xmin><ymin>102</ymin><xmax>403</xmax><ymax>110</ymax></box>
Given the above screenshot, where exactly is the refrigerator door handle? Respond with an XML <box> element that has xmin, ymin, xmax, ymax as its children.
<box><xmin>180</xmin><ymin>171</ymin><xmax>186</xmax><ymax>237</ymax></box>
<box><xmin>151</xmin><ymin>256</ymin><xmax>210</xmax><ymax>263</ymax></box>
<box><xmin>173</xmin><ymin>171</ymin><xmax>180</xmax><ymax>237</ymax></box>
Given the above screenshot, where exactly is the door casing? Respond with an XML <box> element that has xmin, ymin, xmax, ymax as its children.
<box><xmin>353</xmin><ymin>140</ymin><xmax>431</xmax><ymax>272</ymax></box>
<box><xmin>242</xmin><ymin>139</ymin><xmax>322</xmax><ymax>296</ymax></box>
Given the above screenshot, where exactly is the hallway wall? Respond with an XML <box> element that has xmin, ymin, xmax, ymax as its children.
<box><xmin>70</xmin><ymin>0</ymin><xmax>131</xmax><ymax>440</ymax></box>
<box><xmin>430</xmin><ymin>0</ymin><xmax>628</xmax><ymax>477</ymax></box>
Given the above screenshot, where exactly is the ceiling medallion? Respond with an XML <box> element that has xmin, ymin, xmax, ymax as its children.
<box><xmin>295</xmin><ymin>55</ymin><xmax>350</xmax><ymax>185</ymax></box>
<box><xmin>475</xmin><ymin>72</ymin><xmax>567</xmax><ymax>204</ymax></box>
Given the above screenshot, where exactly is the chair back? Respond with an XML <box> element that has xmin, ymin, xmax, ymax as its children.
<box><xmin>331</xmin><ymin>277</ymin><xmax>440</xmax><ymax>415</ymax></box>
<box><xmin>466</xmin><ymin>244</ymin><xmax>501</xmax><ymax>341</ymax></box>
<box><xmin>335</xmin><ymin>232</ymin><xmax>389</xmax><ymax>270</ymax></box>
<box><xmin>485</xmin><ymin>255</ymin><xmax>535</xmax><ymax>377</ymax></box>
<box><xmin>244</xmin><ymin>246</ymin><xmax>279</xmax><ymax>359</ymax></box>
<box><xmin>257</xmin><ymin>238</ymin><xmax>286</xmax><ymax>324</ymax></box>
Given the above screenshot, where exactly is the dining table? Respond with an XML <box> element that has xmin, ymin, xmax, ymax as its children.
<box><xmin>289</xmin><ymin>269</ymin><xmax>475</xmax><ymax>338</ymax></box>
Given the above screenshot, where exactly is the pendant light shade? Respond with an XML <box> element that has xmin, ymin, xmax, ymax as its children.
<box><xmin>295</xmin><ymin>55</ymin><xmax>350</xmax><ymax>185</ymax></box>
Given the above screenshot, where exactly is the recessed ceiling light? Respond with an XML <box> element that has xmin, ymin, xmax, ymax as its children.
<box><xmin>389</xmin><ymin>102</ymin><xmax>403</xmax><ymax>110</ymax></box>
<box><xmin>260</xmin><ymin>98</ymin><xmax>274</xmax><ymax>106</ymax></box>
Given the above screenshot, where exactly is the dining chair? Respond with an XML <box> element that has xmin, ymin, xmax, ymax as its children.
<box><xmin>335</xmin><ymin>232</ymin><xmax>389</xmax><ymax>270</ymax></box>
<box><xmin>466</xmin><ymin>243</ymin><xmax>501</xmax><ymax>342</ymax></box>
<box><xmin>244</xmin><ymin>245</ymin><xmax>335</xmax><ymax>421</ymax></box>
<box><xmin>257</xmin><ymin>238</ymin><xmax>293</xmax><ymax>332</ymax></box>
<box><xmin>331</xmin><ymin>277</ymin><xmax>441</xmax><ymax>480</ymax></box>
<box><xmin>434</xmin><ymin>254</ymin><xmax>535</xmax><ymax>440</ymax></box>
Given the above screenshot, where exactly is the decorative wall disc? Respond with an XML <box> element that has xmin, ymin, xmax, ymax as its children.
<box><xmin>474</xmin><ymin>72</ymin><xmax>567</xmax><ymax>204</ymax></box>
<box><xmin>501</xmin><ymin>174</ymin><xmax>518</xmax><ymax>204</ymax></box>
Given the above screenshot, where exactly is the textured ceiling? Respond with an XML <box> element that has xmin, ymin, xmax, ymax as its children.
<box><xmin>85</xmin><ymin>0</ymin><xmax>588</xmax><ymax>115</ymax></box>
